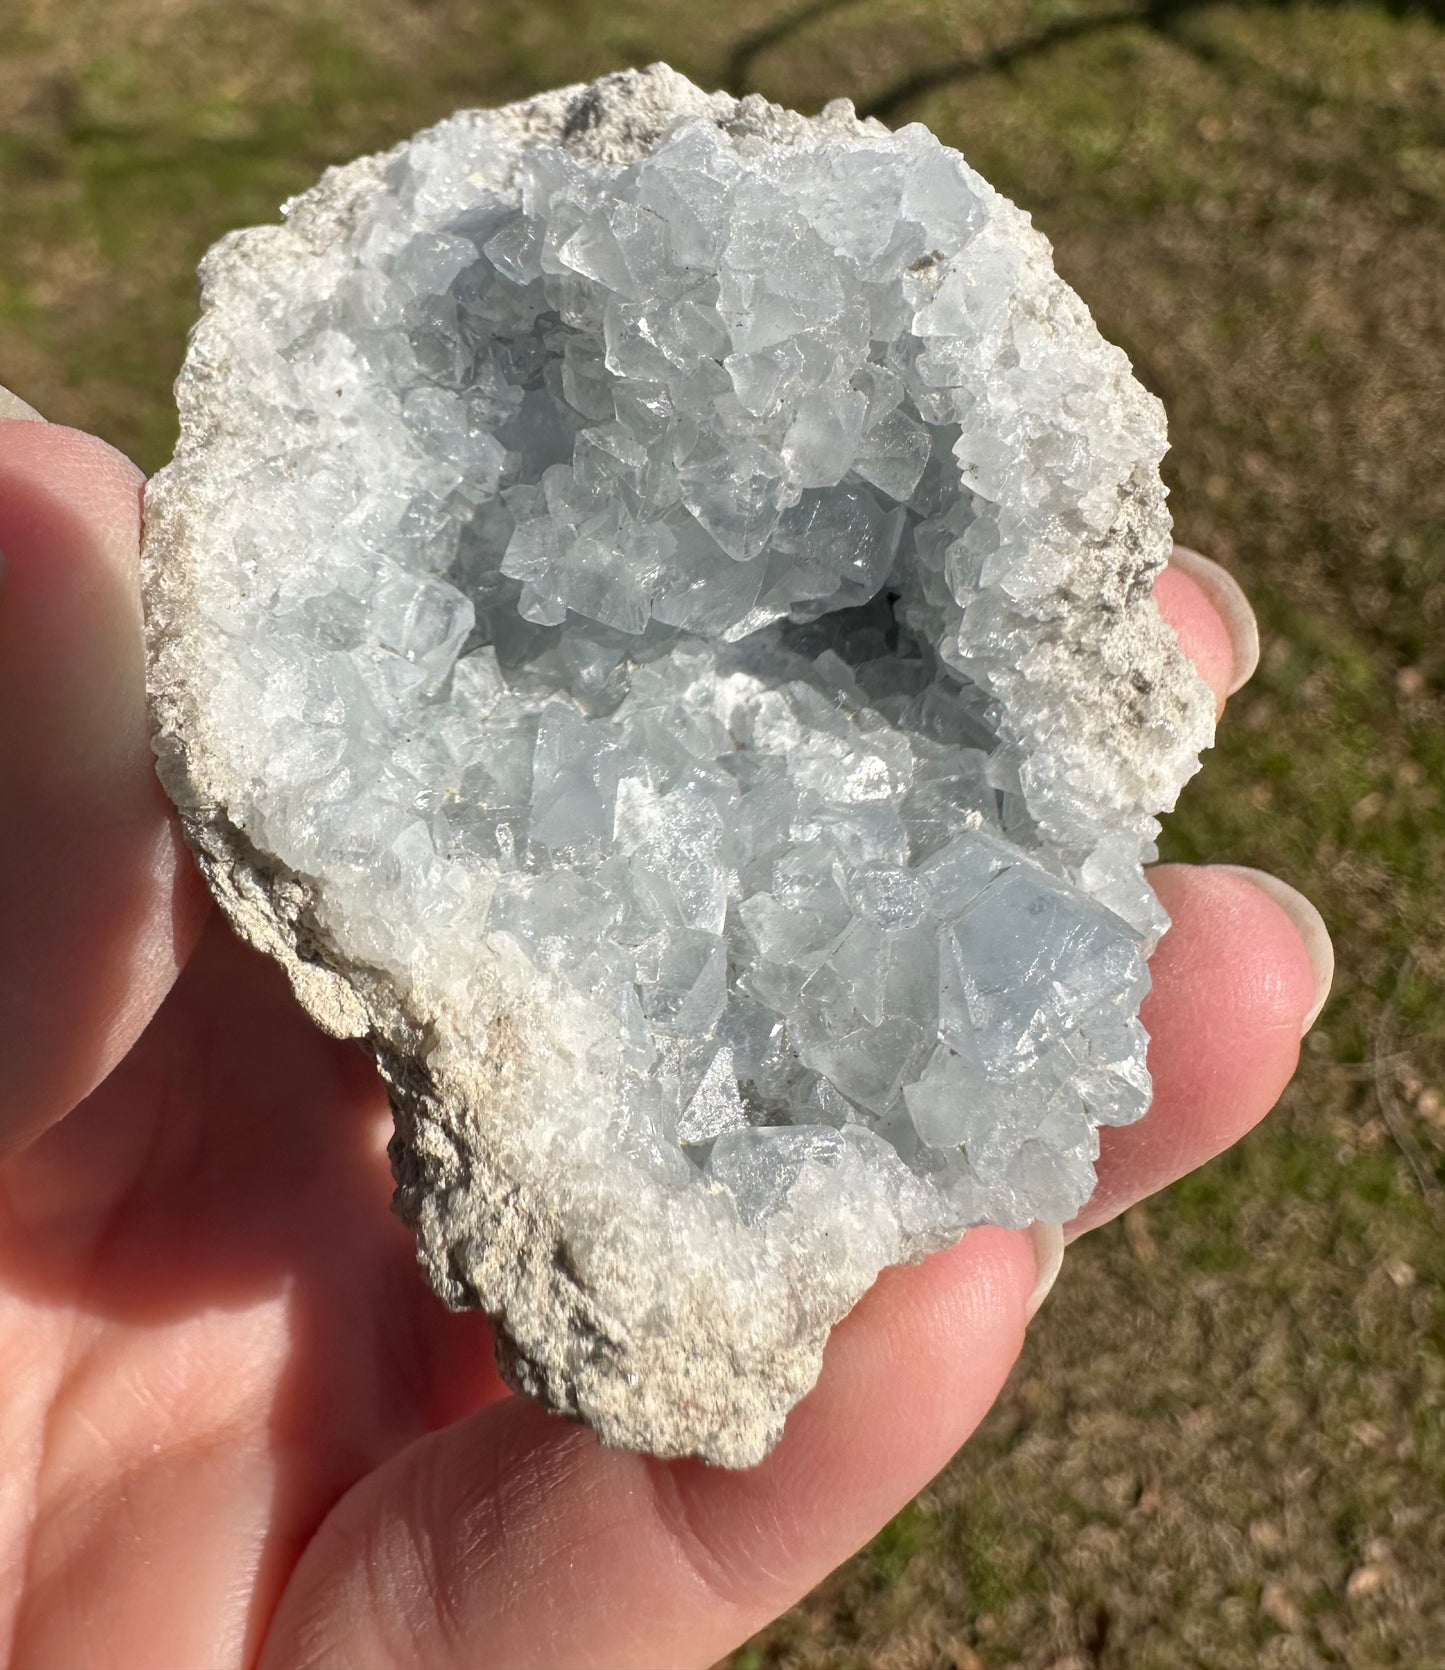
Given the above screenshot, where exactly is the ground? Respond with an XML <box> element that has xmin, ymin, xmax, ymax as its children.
<box><xmin>1</xmin><ymin>2</ymin><xmax>1442</xmax><ymax>1665</ymax></box>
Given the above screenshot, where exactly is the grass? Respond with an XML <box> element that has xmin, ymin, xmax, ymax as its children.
<box><xmin>3</xmin><ymin>1</ymin><xmax>1443</xmax><ymax>1664</ymax></box>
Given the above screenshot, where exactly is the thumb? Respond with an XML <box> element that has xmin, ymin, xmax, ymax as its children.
<box><xmin>0</xmin><ymin>418</ymin><xmax>208</xmax><ymax>1157</ymax></box>
<box><xmin>258</xmin><ymin>1227</ymin><xmax>1037</xmax><ymax>1670</ymax></box>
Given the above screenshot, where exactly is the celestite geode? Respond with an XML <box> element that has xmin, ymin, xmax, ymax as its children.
<box><xmin>142</xmin><ymin>65</ymin><xmax>1214</xmax><ymax>1465</ymax></box>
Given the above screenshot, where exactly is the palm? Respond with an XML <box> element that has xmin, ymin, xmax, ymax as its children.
<box><xmin>0</xmin><ymin>920</ymin><xmax>504</xmax><ymax>1663</ymax></box>
<box><xmin>0</xmin><ymin>419</ymin><xmax>1325</xmax><ymax>1670</ymax></box>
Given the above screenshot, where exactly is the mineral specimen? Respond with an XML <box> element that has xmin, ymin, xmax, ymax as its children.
<box><xmin>142</xmin><ymin>64</ymin><xmax>1215</xmax><ymax>1465</ymax></box>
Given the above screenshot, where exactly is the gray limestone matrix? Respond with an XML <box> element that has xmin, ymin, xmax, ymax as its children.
<box><xmin>142</xmin><ymin>66</ymin><xmax>1215</xmax><ymax>1465</ymax></box>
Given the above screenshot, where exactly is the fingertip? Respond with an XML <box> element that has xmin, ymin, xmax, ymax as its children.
<box><xmin>1169</xmin><ymin>545</ymin><xmax>1261</xmax><ymax>696</ymax></box>
<box><xmin>1025</xmin><ymin>1219</ymin><xmax>1065</xmax><ymax>1319</ymax></box>
<box><xmin>1207</xmin><ymin>865</ymin><xmax>1334</xmax><ymax>1034</ymax></box>
<box><xmin>0</xmin><ymin>422</ymin><xmax>197</xmax><ymax>1153</ymax></box>
<box><xmin>1071</xmin><ymin>863</ymin><xmax>1325</xmax><ymax>1238</ymax></box>
<box><xmin>1148</xmin><ymin>863</ymin><xmax>1325</xmax><ymax>1043</ymax></box>
<box><xmin>0</xmin><ymin>426</ymin><xmax>148</xmax><ymax>670</ymax></box>
<box><xmin>790</xmin><ymin>1222</ymin><xmax>1034</xmax><ymax>1454</ymax></box>
<box><xmin>1154</xmin><ymin>560</ymin><xmax>1239</xmax><ymax>717</ymax></box>
<box><xmin>0</xmin><ymin>419</ymin><xmax>145</xmax><ymax>518</ymax></box>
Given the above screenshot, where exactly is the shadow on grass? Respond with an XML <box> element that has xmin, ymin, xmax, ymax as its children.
<box><xmin>726</xmin><ymin>0</ymin><xmax>1445</xmax><ymax>118</ymax></box>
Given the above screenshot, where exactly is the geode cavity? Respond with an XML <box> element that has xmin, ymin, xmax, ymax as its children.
<box><xmin>142</xmin><ymin>65</ymin><xmax>1214</xmax><ymax>1465</ymax></box>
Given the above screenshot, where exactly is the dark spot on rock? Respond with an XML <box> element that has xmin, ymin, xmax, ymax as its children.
<box><xmin>563</xmin><ymin>87</ymin><xmax>603</xmax><ymax>138</ymax></box>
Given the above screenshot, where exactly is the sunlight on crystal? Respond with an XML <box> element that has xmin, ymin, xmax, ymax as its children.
<box><xmin>174</xmin><ymin>92</ymin><xmax>1182</xmax><ymax>1239</ymax></box>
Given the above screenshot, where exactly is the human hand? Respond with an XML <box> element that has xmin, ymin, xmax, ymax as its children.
<box><xmin>0</xmin><ymin>408</ymin><xmax>1331</xmax><ymax>1670</ymax></box>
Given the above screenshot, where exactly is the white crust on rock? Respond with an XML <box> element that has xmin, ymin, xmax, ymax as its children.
<box><xmin>143</xmin><ymin>64</ymin><xmax>1214</xmax><ymax>1466</ymax></box>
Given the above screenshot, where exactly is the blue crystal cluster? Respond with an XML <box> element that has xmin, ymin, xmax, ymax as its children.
<box><xmin>175</xmin><ymin>98</ymin><xmax>1179</xmax><ymax>1235</ymax></box>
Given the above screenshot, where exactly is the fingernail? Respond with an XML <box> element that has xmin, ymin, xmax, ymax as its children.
<box><xmin>1170</xmin><ymin>545</ymin><xmax>1260</xmax><ymax>695</ymax></box>
<box><xmin>1026</xmin><ymin>1220</ymin><xmax>1065</xmax><ymax>1321</ymax></box>
<box><xmin>0</xmin><ymin>384</ymin><xmax>46</xmax><ymax>423</ymax></box>
<box><xmin>1211</xmin><ymin>865</ymin><xmax>1335</xmax><ymax>1035</ymax></box>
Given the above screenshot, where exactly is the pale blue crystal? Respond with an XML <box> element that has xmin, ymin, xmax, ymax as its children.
<box><xmin>165</xmin><ymin>85</ymin><xmax>1192</xmax><ymax>1250</ymax></box>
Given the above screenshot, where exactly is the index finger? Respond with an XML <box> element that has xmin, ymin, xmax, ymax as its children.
<box><xmin>0</xmin><ymin>419</ymin><xmax>210</xmax><ymax>1158</ymax></box>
